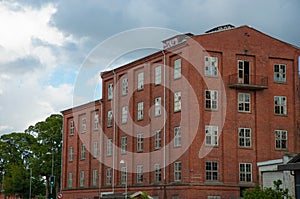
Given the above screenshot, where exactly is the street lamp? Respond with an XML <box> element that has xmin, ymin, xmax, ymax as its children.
<box><xmin>120</xmin><ymin>160</ymin><xmax>127</xmax><ymax>199</ymax></box>
<box><xmin>46</xmin><ymin>149</ymin><xmax>54</xmax><ymax>197</ymax></box>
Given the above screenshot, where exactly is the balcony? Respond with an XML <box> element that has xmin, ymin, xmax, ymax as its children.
<box><xmin>228</xmin><ymin>74</ymin><xmax>268</xmax><ymax>90</ymax></box>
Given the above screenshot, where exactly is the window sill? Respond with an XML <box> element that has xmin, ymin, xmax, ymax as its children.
<box><xmin>274</xmin><ymin>114</ymin><xmax>287</xmax><ymax>117</ymax></box>
<box><xmin>238</xmin><ymin>111</ymin><xmax>251</xmax><ymax>114</ymax></box>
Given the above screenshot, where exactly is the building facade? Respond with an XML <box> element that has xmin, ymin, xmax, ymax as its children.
<box><xmin>61</xmin><ymin>25</ymin><xmax>300</xmax><ymax>199</ymax></box>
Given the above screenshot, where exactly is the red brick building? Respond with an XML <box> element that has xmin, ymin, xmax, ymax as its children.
<box><xmin>61</xmin><ymin>25</ymin><xmax>300</xmax><ymax>199</ymax></box>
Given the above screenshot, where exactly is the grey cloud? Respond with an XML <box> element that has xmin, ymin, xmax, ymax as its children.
<box><xmin>1</xmin><ymin>56</ymin><xmax>42</xmax><ymax>74</ymax></box>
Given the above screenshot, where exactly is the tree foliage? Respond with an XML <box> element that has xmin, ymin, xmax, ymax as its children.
<box><xmin>0</xmin><ymin>114</ymin><xmax>63</xmax><ymax>198</ymax></box>
<box><xmin>243</xmin><ymin>180</ymin><xmax>291</xmax><ymax>199</ymax></box>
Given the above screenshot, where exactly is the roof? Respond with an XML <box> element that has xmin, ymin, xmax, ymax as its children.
<box><xmin>277</xmin><ymin>153</ymin><xmax>300</xmax><ymax>171</ymax></box>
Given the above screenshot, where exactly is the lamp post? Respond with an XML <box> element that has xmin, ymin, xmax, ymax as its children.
<box><xmin>119</xmin><ymin>160</ymin><xmax>127</xmax><ymax>199</ymax></box>
<box><xmin>47</xmin><ymin>148</ymin><xmax>54</xmax><ymax>197</ymax></box>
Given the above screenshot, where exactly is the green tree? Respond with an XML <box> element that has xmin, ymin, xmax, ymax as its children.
<box><xmin>243</xmin><ymin>180</ymin><xmax>291</xmax><ymax>199</ymax></box>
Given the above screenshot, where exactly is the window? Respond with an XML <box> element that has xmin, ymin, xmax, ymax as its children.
<box><xmin>106</xmin><ymin>168</ymin><xmax>112</xmax><ymax>185</ymax></box>
<box><xmin>239</xmin><ymin>163</ymin><xmax>252</xmax><ymax>182</ymax></box>
<box><xmin>93</xmin><ymin>142</ymin><xmax>98</xmax><ymax>158</ymax></box>
<box><xmin>137</xmin><ymin>102</ymin><xmax>144</xmax><ymax>120</ymax></box>
<box><xmin>172</xmin><ymin>196</ymin><xmax>179</xmax><ymax>199</ymax></box>
<box><xmin>274</xmin><ymin>64</ymin><xmax>286</xmax><ymax>83</ymax></box>
<box><xmin>122</xmin><ymin>78</ymin><xmax>128</xmax><ymax>95</ymax></box>
<box><xmin>121</xmin><ymin>136</ymin><xmax>127</xmax><ymax>154</ymax></box>
<box><xmin>174</xmin><ymin>126</ymin><xmax>181</xmax><ymax>147</ymax></box>
<box><xmin>121</xmin><ymin>106</ymin><xmax>128</xmax><ymax>124</ymax></box>
<box><xmin>107</xmin><ymin>110</ymin><xmax>113</xmax><ymax>127</ymax></box>
<box><xmin>155</xmin><ymin>66</ymin><xmax>162</xmax><ymax>85</ymax></box>
<box><xmin>275</xmin><ymin>130</ymin><xmax>287</xmax><ymax>149</ymax></box>
<box><xmin>207</xmin><ymin>197</ymin><xmax>221</xmax><ymax>199</ymax></box>
<box><xmin>174</xmin><ymin>162</ymin><xmax>182</xmax><ymax>182</ymax></box>
<box><xmin>155</xmin><ymin>97</ymin><xmax>162</xmax><ymax>116</ymax></box>
<box><xmin>137</xmin><ymin>133</ymin><xmax>143</xmax><ymax>152</ymax></box>
<box><xmin>81</xmin><ymin>117</ymin><xmax>86</xmax><ymax>133</ymax></box>
<box><xmin>137</xmin><ymin>165</ymin><xmax>143</xmax><ymax>183</ymax></box>
<box><xmin>107</xmin><ymin>139</ymin><xmax>112</xmax><ymax>156</ymax></box>
<box><xmin>121</xmin><ymin>166</ymin><xmax>127</xmax><ymax>185</ymax></box>
<box><xmin>154</xmin><ymin>130</ymin><xmax>161</xmax><ymax>150</ymax></box>
<box><xmin>205</xmin><ymin>126</ymin><xmax>218</xmax><ymax>146</ymax></box>
<box><xmin>81</xmin><ymin>144</ymin><xmax>86</xmax><ymax>160</ymax></box>
<box><xmin>70</xmin><ymin>120</ymin><xmax>74</xmax><ymax>135</ymax></box>
<box><xmin>174</xmin><ymin>92</ymin><xmax>181</xmax><ymax>112</ymax></box>
<box><xmin>205</xmin><ymin>56</ymin><xmax>218</xmax><ymax>77</ymax></box>
<box><xmin>138</xmin><ymin>72</ymin><xmax>144</xmax><ymax>90</ymax></box>
<box><xmin>239</xmin><ymin>128</ymin><xmax>251</xmax><ymax>147</ymax></box>
<box><xmin>154</xmin><ymin>163</ymin><xmax>161</xmax><ymax>183</ymax></box>
<box><xmin>205</xmin><ymin>90</ymin><xmax>218</xmax><ymax>110</ymax></box>
<box><xmin>274</xmin><ymin>96</ymin><xmax>287</xmax><ymax>115</ymax></box>
<box><xmin>206</xmin><ymin>161</ymin><xmax>218</xmax><ymax>181</ymax></box>
<box><xmin>174</xmin><ymin>58</ymin><xmax>181</xmax><ymax>79</ymax></box>
<box><xmin>238</xmin><ymin>93</ymin><xmax>250</xmax><ymax>112</ymax></box>
<box><xmin>108</xmin><ymin>83</ymin><xmax>113</xmax><ymax>100</ymax></box>
<box><xmin>68</xmin><ymin>172</ymin><xmax>72</xmax><ymax>188</ymax></box>
<box><xmin>80</xmin><ymin>171</ymin><xmax>85</xmax><ymax>187</ymax></box>
<box><xmin>69</xmin><ymin>146</ymin><xmax>73</xmax><ymax>161</ymax></box>
<box><xmin>94</xmin><ymin>114</ymin><xmax>99</xmax><ymax>130</ymax></box>
<box><xmin>92</xmin><ymin>169</ymin><xmax>98</xmax><ymax>186</ymax></box>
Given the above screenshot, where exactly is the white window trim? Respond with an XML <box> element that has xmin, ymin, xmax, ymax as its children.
<box><xmin>205</xmin><ymin>56</ymin><xmax>218</xmax><ymax>77</ymax></box>
<box><xmin>93</xmin><ymin>142</ymin><xmax>98</xmax><ymax>158</ymax></box>
<box><xmin>205</xmin><ymin>161</ymin><xmax>218</xmax><ymax>181</ymax></box>
<box><xmin>238</xmin><ymin>93</ymin><xmax>251</xmax><ymax>113</ymax></box>
<box><xmin>121</xmin><ymin>106</ymin><xmax>128</xmax><ymax>124</ymax></box>
<box><xmin>274</xmin><ymin>96</ymin><xmax>287</xmax><ymax>115</ymax></box>
<box><xmin>174</xmin><ymin>126</ymin><xmax>181</xmax><ymax>147</ymax></box>
<box><xmin>68</xmin><ymin>172</ymin><xmax>72</xmax><ymax>188</ymax></box>
<box><xmin>81</xmin><ymin>117</ymin><xmax>86</xmax><ymax>133</ymax></box>
<box><xmin>154</xmin><ymin>163</ymin><xmax>161</xmax><ymax>183</ymax></box>
<box><xmin>106</xmin><ymin>168</ymin><xmax>112</xmax><ymax>185</ymax></box>
<box><xmin>121</xmin><ymin>166</ymin><xmax>127</xmax><ymax>185</ymax></box>
<box><xmin>155</xmin><ymin>97</ymin><xmax>162</xmax><ymax>116</ymax></box>
<box><xmin>137</xmin><ymin>102</ymin><xmax>144</xmax><ymax>120</ymax></box>
<box><xmin>108</xmin><ymin>83</ymin><xmax>113</xmax><ymax>100</ymax></box>
<box><xmin>70</xmin><ymin>120</ymin><xmax>74</xmax><ymax>135</ymax></box>
<box><xmin>107</xmin><ymin>110</ymin><xmax>113</xmax><ymax>127</ymax></box>
<box><xmin>155</xmin><ymin>65</ymin><xmax>162</xmax><ymax>85</ymax></box>
<box><xmin>239</xmin><ymin>163</ymin><xmax>252</xmax><ymax>182</ymax></box>
<box><xmin>274</xmin><ymin>64</ymin><xmax>286</xmax><ymax>83</ymax></box>
<box><xmin>205</xmin><ymin>126</ymin><xmax>218</xmax><ymax>146</ymax></box>
<box><xmin>205</xmin><ymin>90</ymin><xmax>218</xmax><ymax>111</ymax></box>
<box><xmin>122</xmin><ymin>77</ymin><xmax>128</xmax><ymax>96</ymax></box>
<box><xmin>121</xmin><ymin>136</ymin><xmax>127</xmax><ymax>154</ymax></box>
<box><xmin>81</xmin><ymin>144</ymin><xmax>86</xmax><ymax>160</ymax></box>
<box><xmin>137</xmin><ymin>165</ymin><xmax>143</xmax><ymax>183</ymax></box>
<box><xmin>174</xmin><ymin>161</ymin><xmax>182</xmax><ymax>182</ymax></box>
<box><xmin>138</xmin><ymin>72</ymin><xmax>144</xmax><ymax>90</ymax></box>
<box><xmin>94</xmin><ymin>114</ymin><xmax>99</xmax><ymax>130</ymax></box>
<box><xmin>80</xmin><ymin>171</ymin><xmax>85</xmax><ymax>187</ymax></box>
<box><xmin>107</xmin><ymin>139</ymin><xmax>112</xmax><ymax>156</ymax></box>
<box><xmin>69</xmin><ymin>146</ymin><xmax>73</xmax><ymax>161</ymax></box>
<box><xmin>174</xmin><ymin>91</ymin><xmax>182</xmax><ymax>112</ymax></box>
<box><xmin>137</xmin><ymin>133</ymin><xmax>143</xmax><ymax>152</ymax></box>
<box><xmin>275</xmin><ymin>130</ymin><xmax>288</xmax><ymax>150</ymax></box>
<box><xmin>174</xmin><ymin>58</ymin><xmax>182</xmax><ymax>79</ymax></box>
<box><xmin>154</xmin><ymin>130</ymin><xmax>161</xmax><ymax>150</ymax></box>
<box><xmin>92</xmin><ymin>169</ymin><xmax>98</xmax><ymax>186</ymax></box>
<box><xmin>238</xmin><ymin>128</ymin><xmax>252</xmax><ymax>148</ymax></box>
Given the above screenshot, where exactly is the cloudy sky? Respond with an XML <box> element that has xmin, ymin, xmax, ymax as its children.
<box><xmin>0</xmin><ymin>0</ymin><xmax>299</xmax><ymax>135</ymax></box>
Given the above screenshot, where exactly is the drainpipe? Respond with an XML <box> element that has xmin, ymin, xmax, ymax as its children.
<box><xmin>112</xmin><ymin>70</ymin><xmax>116</xmax><ymax>194</ymax></box>
<box><xmin>99</xmin><ymin>100</ymin><xmax>103</xmax><ymax>199</ymax></box>
<box><xmin>162</xmin><ymin>50</ymin><xmax>167</xmax><ymax>199</ymax></box>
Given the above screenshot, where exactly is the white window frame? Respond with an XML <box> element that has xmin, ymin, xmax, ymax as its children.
<box><xmin>107</xmin><ymin>110</ymin><xmax>113</xmax><ymax>127</ymax></box>
<box><xmin>137</xmin><ymin>133</ymin><xmax>143</xmax><ymax>152</ymax></box>
<box><xmin>122</xmin><ymin>77</ymin><xmax>128</xmax><ymax>95</ymax></box>
<box><xmin>206</xmin><ymin>161</ymin><xmax>218</xmax><ymax>181</ymax></box>
<box><xmin>106</xmin><ymin>168</ymin><xmax>112</xmax><ymax>185</ymax></box>
<box><xmin>137</xmin><ymin>165</ymin><xmax>143</xmax><ymax>183</ymax></box>
<box><xmin>174</xmin><ymin>91</ymin><xmax>181</xmax><ymax>112</ymax></box>
<box><xmin>80</xmin><ymin>171</ymin><xmax>85</xmax><ymax>187</ymax></box>
<box><xmin>205</xmin><ymin>90</ymin><xmax>218</xmax><ymax>110</ymax></box>
<box><xmin>205</xmin><ymin>126</ymin><xmax>218</xmax><ymax>146</ymax></box>
<box><xmin>154</xmin><ymin>163</ymin><xmax>161</xmax><ymax>183</ymax></box>
<box><xmin>275</xmin><ymin>130</ymin><xmax>287</xmax><ymax>149</ymax></box>
<box><xmin>174</xmin><ymin>126</ymin><xmax>181</xmax><ymax>147</ymax></box>
<box><xmin>155</xmin><ymin>65</ymin><xmax>162</xmax><ymax>85</ymax></box>
<box><xmin>238</xmin><ymin>93</ymin><xmax>251</xmax><ymax>112</ymax></box>
<box><xmin>81</xmin><ymin>144</ymin><xmax>86</xmax><ymax>160</ymax></box>
<box><xmin>274</xmin><ymin>96</ymin><xmax>287</xmax><ymax>115</ymax></box>
<box><xmin>70</xmin><ymin>120</ymin><xmax>74</xmax><ymax>135</ymax></box>
<box><xmin>137</xmin><ymin>102</ymin><xmax>144</xmax><ymax>120</ymax></box>
<box><xmin>274</xmin><ymin>64</ymin><xmax>286</xmax><ymax>83</ymax></box>
<box><xmin>174</xmin><ymin>161</ymin><xmax>182</xmax><ymax>182</ymax></box>
<box><xmin>121</xmin><ymin>106</ymin><xmax>128</xmax><ymax>124</ymax></box>
<box><xmin>93</xmin><ymin>141</ymin><xmax>98</xmax><ymax>158</ymax></box>
<box><xmin>94</xmin><ymin>114</ymin><xmax>99</xmax><ymax>130</ymax></box>
<box><xmin>68</xmin><ymin>172</ymin><xmax>72</xmax><ymax>188</ymax></box>
<box><xmin>239</xmin><ymin>163</ymin><xmax>252</xmax><ymax>182</ymax></box>
<box><xmin>121</xmin><ymin>166</ymin><xmax>127</xmax><ymax>185</ymax></box>
<box><xmin>205</xmin><ymin>56</ymin><xmax>218</xmax><ymax>77</ymax></box>
<box><xmin>69</xmin><ymin>146</ymin><xmax>73</xmax><ymax>161</ymax></box>
<box><xmin>154</xmin><ymin>130</ymin><xmax>161</xmax><ymax>150</ymax></box>
<box><xmin>107</xmin><ymin>139</ymin><xmax>112</xmax><ymax>156</ymax></box>
<box><xmin>121</xmin><ymin>136</ymin><xmax>127</xmax><ymax>154</ymax></box>
<box><xmin>155</xmin><ymin>97</ymin><xmax>162</xmax><ymax>116</ymax></box>
<box><xmin>92</xmin><ymin>169</ymin><xmax>98</xmax><ymax>186</ymax></box>
<box><xmin>238</xmin><ymin>128</ymin><xmax>251</xmax><ymax>148</ymax></box>
<box><xmin>138</xmin><ymin>72</ymin><xmax>144</xmax><ymax>90</ymax></box>
<box><xmin>174</xmin><ymin>58</ymin><xmax>181</xmax><ymax>79</ymax></box>
<box><xmin>81</xmin><ymin>117</ymin><xmax>86</xmax><ymax>133</ymax></box>
<box><xmin>108</xmin><ymin>83</ymin><xmax>113</xmax><ymax>100</ymax></box>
